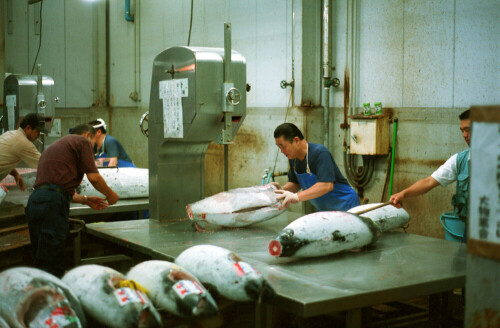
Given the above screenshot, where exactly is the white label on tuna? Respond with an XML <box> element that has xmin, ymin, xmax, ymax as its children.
<box><xmin>30</xmin><ymin>303</ymin><xmax>82</xmax><ymax>328</ymax></box>
<box><xmin>173</xmin><ymin>280</ymin><xmax>203</xmax><ymax>298</ymax></box>
<box><xmin>114</xmin><ymin>288</ymin><xmax>146</xmax><ymax>306</ymax></box>
<box><xmin>234</xmin><ymin>262</ymin><xmax>256</xmax><ymax>277</ymax></box>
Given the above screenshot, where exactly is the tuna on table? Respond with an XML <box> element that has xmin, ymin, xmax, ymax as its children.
<box><xmin>186</xmin><ymin>184</ymin><xmax>286</xmax><ymax>230</ymax></box>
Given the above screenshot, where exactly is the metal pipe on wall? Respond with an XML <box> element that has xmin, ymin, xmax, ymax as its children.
<box><xmin>223</xmin><ymin>23</ymin><xmax>232</xmax><ymax>192</ymax></box>
<box><xmin>321</xmin><ymin>0</ymin><xmax>332</xmax><ymax>149</ymax></box>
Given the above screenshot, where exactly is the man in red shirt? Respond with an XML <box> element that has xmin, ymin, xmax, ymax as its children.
<box><xmin>26</xmin><ymin>124</ymin><xmax>119</xmax><ymax>277</ymax></box>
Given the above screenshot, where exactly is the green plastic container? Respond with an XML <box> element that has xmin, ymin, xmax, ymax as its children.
<box><xmin>363</xmin><ymin>102</ymin><xmax>371</xmax><ymax>115</ymax></box>
<box><xmin>440</xmin><ymin>212</ymin><xmax>465</xmax><ymax>242</ymax></box>
<box><xmin>374</xmin><ymin>102</ymin><xmax>383</xmax><ymax>114</ymax></box>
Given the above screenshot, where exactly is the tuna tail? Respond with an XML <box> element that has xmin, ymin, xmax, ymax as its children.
<box><xmin>244</xmin><ymin>279</ymin><xmax>275</xmax><ymax>301</ymax></box>
<box><xmin>357</xmin><ymin>215</ymin><xmax>381</xmax><ymax>244</ymax></box>
<box><xmin>191</xmin><ymin>294</ymin><xmax>219</xmax><ymax>318</ymax></box>
<box><xmin>138</xmin><ymin>303</ymin><xmax>162</xmax><ymax>328</ymax></box>
<box><xmin>258</xmin><ymin>280</ymin><xmax>276</xmax><ymax>302</ymax></box>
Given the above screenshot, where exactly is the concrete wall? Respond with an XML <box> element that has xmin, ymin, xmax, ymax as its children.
<box><xmin>2</xmin><ymin>0</ymin><xmax>499</xmax><ymax>239</ymax></box>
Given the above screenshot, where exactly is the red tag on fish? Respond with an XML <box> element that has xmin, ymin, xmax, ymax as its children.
<box><xmin>114</xmin><ymin>287</ymin><xmax>146</xmax><ymax>306</ymax></box>
<box><xmin>173</xmin><ymin>280</ymin><xmax>204</xmax><ymax>298</ymax></box>
<box><xmin>233</xmin><ymin>261</ymin><xmax>256</xmax><ymax>277</ymax></box>
<box><xmin>32</xmin><ymin>302</ymin><xmax>82</xmax><ymax>328</ymax></box>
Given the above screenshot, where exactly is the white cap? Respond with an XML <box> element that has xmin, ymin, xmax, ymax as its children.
<box><xmin>92</xmin><ymin>118</ymin><xmax>107</xmax><ymax>130</ymax></box>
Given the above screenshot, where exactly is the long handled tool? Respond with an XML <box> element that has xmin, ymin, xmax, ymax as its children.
<box><xmin>352</xmin><ymin>201</ymin><xmax>394</xmax><ymax>216</ymax></box>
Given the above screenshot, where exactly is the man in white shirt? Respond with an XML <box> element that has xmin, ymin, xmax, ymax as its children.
<box><xmin>0</xmin><ymin>113</ymin><xmax>46</xmax><ymax>190</ymax></box>
<box><xmin>390</xmin><ymin>109</ymin><xmax>471</xmax><ymax>241</ymax></box>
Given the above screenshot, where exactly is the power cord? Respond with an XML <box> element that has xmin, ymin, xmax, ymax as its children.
<box><xmin>30</xmin><ymin>1</ymin><xmax>43</xmax><ymax>74</ymax></box>
<box><xmin>187</xmin><ymin>0</ymin><xmax>194</xmax><ymax>46</ymax></box>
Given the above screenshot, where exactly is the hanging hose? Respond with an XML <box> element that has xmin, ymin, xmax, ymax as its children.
<box><xmin>343</xmin><ymin>151</ymin><xmax>375</xmax><ymax>190</ymax></box>
<box><xmin>388</xmin><ymin>119</ymin><xmax>398</xmax><ymax>197</ymax></box>
<box><xmin>263</xmin><ymin>87</ymin><xmax>294</xmax><ymax>184</ymax></box>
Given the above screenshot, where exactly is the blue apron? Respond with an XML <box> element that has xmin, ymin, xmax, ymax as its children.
<box><xmin>96</xmin><ymin>151</ymin><xmax>136</xmax><ymax>168</ymax></box>
<box><xmin>295</xmin><ymin>169</ymin><xmax>359</xmax><ymax>211</ymax></box>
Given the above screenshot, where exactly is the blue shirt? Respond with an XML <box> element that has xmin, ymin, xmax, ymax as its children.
<box><xmin>288</xmin><ymin>142</ymin><xmax>349</xmax><ymax>186</ymax></box>
<box><xmin>95</xmin><ymin>135</ymin><xmax>132</xmax><ymax>162</ymax></box>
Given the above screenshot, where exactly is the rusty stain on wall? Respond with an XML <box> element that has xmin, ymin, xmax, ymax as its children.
<box><xmin>470</xmin><ymin>308</ymin><xmax>500</xmax><ymax>328</ymax></box>
<box><xmin>395</xmin><ymin>158</ymin><xmax>446</xmax><ymax>168</ymax></box>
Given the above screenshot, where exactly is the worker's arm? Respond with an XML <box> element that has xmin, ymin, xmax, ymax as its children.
<box><xmin>390</xmin><ymin>176</ymin><xmax>440</xmax><ymax>207</ymax></box>
<box><xmin>18</xmin><ymin>141</ymin><xmax>41</xmax><ymax>169</ymax></box>
<box><xmin>9</xmin><ymin>169</ymin><xmax>26</xmax><ymax>191</ymax></box>
<box><xmin>276</xmin><ymin>182</ymin><xmax>333</xmax><ymax>209</ymax></box>
<box><xmin>282</xmin><ymin>181</ymin><xmax>301</xmax><ymax>193</ymax></box>
<box><xmin>72</xmin><ymin>193</ymin><xmax>109</xmax><ymax>210</ymax></box>
<box><xmin>297</xmin><ymin>182</ymin><xmax>333</xmax><ymax>202</ymax></box>
<box><xmin>86</xmin><ymin>173</ymin><xmax>120</xmax><ymax>205</ymax></box>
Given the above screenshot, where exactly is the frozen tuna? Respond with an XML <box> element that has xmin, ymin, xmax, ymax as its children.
<box><xmin>127</xmin><ymin>260</ymin><xmax>218</xmax><ymax>318</ymax></box>
<box><xmin>0</xmin><ymin>267</ymin><xmax>86</xmax><ymax>328</ymax></box>
<box><xmin>186</xmin><ymin>184</ymin><xmax>285</xmax><ymax>230</ymax></box>
<box><xmin>76</xmin><ymin>167</ymin><xmax>148</xmax><ymax>199</ymax></box>
<box><xmin>348</xmin><ymin>202</ymin><xmax>410</xmax><ymax>232</ymax></box>
<box><xmin>0</xmin><ymin>186</ymin><xmax>6</xmax><ymax>205</ymax></box>
<box><xmin>175</xmin><ymin>245</ymin><xmax>275</xmax><ymax>301</ymax></box>
<box><xmin>269</xmin><ymin>211</ymin><xmax>381</xmax><ymax>258</ymax></box>
<box><xmin>62</xmin><ymin>264</ymin><xmax>162</xmax><ymax>328</ymax></box>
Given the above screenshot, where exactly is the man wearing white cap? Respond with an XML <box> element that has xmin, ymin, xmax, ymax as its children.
<box><xmin>89</xmin><ymin>118</ymin><xmax>135</xmax><ymax>167</ymax></box>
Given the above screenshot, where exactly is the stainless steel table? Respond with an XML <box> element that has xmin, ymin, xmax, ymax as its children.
<box><xmin>1</xmin><ymin>188</ymin><xmax>149</xmax><ymax>218</ymax></box>
<box><xmin>85</xmin><ymin>212</ymin><xmax>466</xmax><ymax>327</ymax></box>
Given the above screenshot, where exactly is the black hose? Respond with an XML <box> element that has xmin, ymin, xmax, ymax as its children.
<box><xmin>343</xmin><ymin>151</ymin><xmax>375</xmax><ymax>189</ymax></box>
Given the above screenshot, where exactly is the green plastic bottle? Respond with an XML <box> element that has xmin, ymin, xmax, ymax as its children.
<box><xmin>374</xmin><ymin>102</ymin><xmax>383</xmax><ymax>114</ymax></box>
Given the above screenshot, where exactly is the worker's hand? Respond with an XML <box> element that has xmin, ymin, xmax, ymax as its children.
<box><xmin>106</xmin><ymin>191</ymin><xmax>120</xmax><ymax>205</ymax></box>
<box><xmin>87</xmin><ymin>196</ymin><xmax>109</xmax><ymax>210</ymax></box>
<box><xmin>269</xmin><ymin>182</ymin><xmax>282</xmax><ymax>190</ymax></box>
<box><xmin>389</xmin><ymin>192</ymin><xmax>404</xmax><ymax>209</ymax></box>
<box><xmin>14</xmin><ymin>175</ymin><xmax>26</xmax><ymax>191</ymax></box>
<box><xmin>275</xmin><ymin>190</ymin><xmax>299</xmax><ymax>209</ymax></box>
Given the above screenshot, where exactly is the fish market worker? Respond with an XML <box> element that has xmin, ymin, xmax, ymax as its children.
<box><xmin>0</xmin><ymin>113</ymin><xmax>45</xmax><ymax>190</ymax></box>
<box><xmin>26</xmin><ymin>124</ymin><xmax>119</xmax><ymax>277</ymax></box>
<box><xmin>89</xmin><ymin>118</ymin><xmax>135</xmax><ymax>167</ymax></box>
<box><xmin>390</xmin><ymin>109</ymin><xmax>471</xmax><ymax>242</ymax></box>
<box><xmin>273</xmin><ymin>123</ymin><xmax>360</xmax><ymax>211</ymax></box>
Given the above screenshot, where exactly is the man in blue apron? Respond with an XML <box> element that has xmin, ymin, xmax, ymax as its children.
<box><xmin>273</xmin><ymin>123</ymin><xmax>359</xmax><ymax>212</ymax></box>
<box><xmin>89</xmin><ymin>118</ymin><xmax>135</xmax><ymax>168</ymax></box>
<box><xmin>89</xmin><ymin>118</ymin><xmax>149</xmax><ymax>219</ymax></box>
<box><xmin>390</xmin><ymin>109</ymin><xmax>471</xmax><ymax>243</ymax></box>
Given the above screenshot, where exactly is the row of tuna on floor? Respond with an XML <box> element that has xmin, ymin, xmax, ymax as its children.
<box><xmin>0</xmin><ymin>244</ymin><xmax>273</xmax><ymax>328</ymax></box>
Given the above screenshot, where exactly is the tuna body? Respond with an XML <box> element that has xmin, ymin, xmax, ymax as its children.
<box><xmin>0</xmin><ymin>267</ymin><xmax>86</xmax><ymax>328</ymax></box>
<box><xmin>348</xmin><ymin>203</ymin><xmax>410</xmax><ymax>232</ymax></box>
<box><xmin>0</xmin><ymin>186</ymin><xmax>6</xmax><ymax>205</ymax></box>
<box><xmin>127</xmin><ymin>260</ymin><xmax>218</xmax><ymax>318</ymax></box>
<box><xmin>175</xmin><ymin>245</ymin><xmax>275</xmax><ymax>301</ymax></box>
<box><xmin>76</xmin><ymin>168</ymin><xmax>148</xmax><ymax>199</ymax></box>
<box><xmin>269</xmin><ymin>211</ymin><xmax>381</xmax><ymax>257</ymax></box>
<box><xmin>186</xmin><ymin>184</ymin><xmax>285</xmax><ymax>229</ymax></box>
<box><xmin>62</xmin><ymin>264</ymin><xmax>161</xmax><ymax>328</ymax></box>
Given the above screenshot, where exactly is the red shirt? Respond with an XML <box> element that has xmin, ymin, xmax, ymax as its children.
<box><xmin>34</xmin><ymin>135</ymin><xmax>98</xmax><ymax>195</ymax></box>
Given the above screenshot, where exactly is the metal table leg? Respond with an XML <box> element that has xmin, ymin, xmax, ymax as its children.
<box><xmin>255</xmin><ymin>302</ymin><xmax>273</xmax><ymax>328</ymax></box>
<box><xmin>346</xmin><ymin>308</ymin><xmax>362</xmax><ymax>328</ymax></box>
